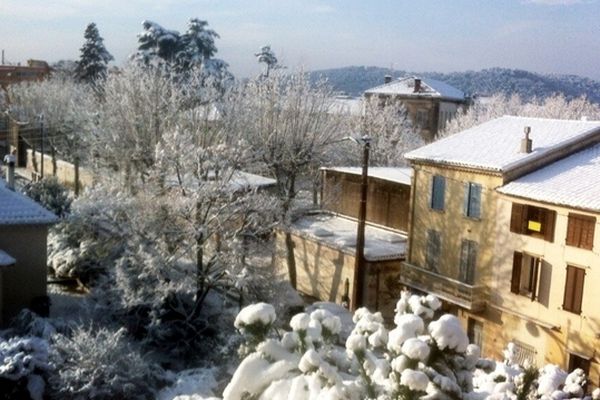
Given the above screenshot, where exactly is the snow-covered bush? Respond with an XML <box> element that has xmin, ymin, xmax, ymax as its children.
<box><xmin>23</xmin><ymin>177</ymin><xmax>72</xmax><ymax>218</ymax></box>
<box><xmin>218</xmin><ymin>292</ymin><xmax>597</xmax><ymax>400</ymax></box>
<box><xmin>47</xmin><ymin>185</ymin><xmax>132</xmax><ymax>285</ymax></box>
<box><xmin>470</xmin><ymin>341</ymin><xmax>597</xmax><ymax>400</ymax></box>
<box><xmin>48</xmin><ymin>326</ymin><xmax>165</xmax><ymax>399</ymax></box>
<box><xmin>0</xmin><ymin>334</ymin><xmax>51</xmax><ymax>400</ymax></box>
<box><xmin>222</xmin><ymin>291</ymin><xmax>483</xmax><ymax>399</ymax></box>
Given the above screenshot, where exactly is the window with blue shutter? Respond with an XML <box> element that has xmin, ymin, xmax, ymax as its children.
<box><xmin>464</xmin><ymin>182</ymin><xmax>482</xmax><ymax>218</ymax></box>
<box><xmin>459</xmin><ymin>239</ymin><xmax>477</xmax><ymax>285</ymax></box>
<box><xmin>431</xmin><ymin>175</ymin><xmax>445</xmax><ymax>211</ymax></box>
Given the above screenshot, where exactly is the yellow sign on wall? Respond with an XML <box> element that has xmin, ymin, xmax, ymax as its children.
<box><xmin>528</xmin><ymin>220</ymin><xmax>542</xmax><ymax>232</ymax></box>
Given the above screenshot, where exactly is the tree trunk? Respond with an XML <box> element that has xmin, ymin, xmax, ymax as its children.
<box><xmin>51</xmin><ymin>146</ymin><xmax>57</xmax><ymax>176</ymax></box>
<box><xmin>285</xmin><ymin>231</ymin><xmax>297</xmax><ymax>289</ymax></box>
<box><xmin>74</xmin><ymin>156</ymin><xmax>80</xmax><ymax>197</ymax></box>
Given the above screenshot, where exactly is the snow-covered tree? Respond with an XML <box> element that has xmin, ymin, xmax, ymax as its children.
<box><xmin>75</xmin><ymin>23</ymin><xmax>114</xmax><ymax>83</ymax></box>
<box><xmin>222</xmin><ymin>72</ymin><xmax>344</xmax><ymax>287</ymax></box>
<box><xmin>352</xmin><ymin>96</ymin><xmax>423</xmax><ymax>167</ymax></box>
<box><xmin>23</xmin><ymin>177</ymin><xmax>72</xmax><ymax>218</ymax></box>
<box><xmin>255</xmin><ymin>45</ymin><xmax>279</xmax><ymax>78</ymax></box>
<box><xmin>132</xmin><ymin>18</ymin><xmax>232</xmax><ymax>87</ymax></box>
<box><xmin>441</xmin><ymin>94</ymin><xmax>600</xmax><ymax>138</ymax></box>
<box><xmin>7</xmin><ymin>76</ymin><xmax>95</xmax><ymax>193</ymax></box>
<box><xmin>90</xmin><ymin>65</ymin><xmax>184</xmax><ymax>190</ymax></box>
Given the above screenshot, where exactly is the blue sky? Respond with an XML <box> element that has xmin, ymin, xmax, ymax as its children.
<box><xmin>1</xmin><ymin>0</ymin><xmax>599</xmax><ymax>79</ymax></box>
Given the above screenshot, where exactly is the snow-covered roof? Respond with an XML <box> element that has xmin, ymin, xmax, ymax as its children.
<box><xmin>327</xmin><ymin>96</ymin><xmax>363</xmax><ymax>116</ymax></box>
<box><xmin>166</xmin><ymin>170</ymin><xmax>276</xmax><ymax>192</ymax></box>
<box><xmin>290</xmin><ymin>213</ymin><xmax>407</xmax><ymax>262</ymax></box>
<box><xmin>227</xmin><ymin>171</ymin><xmax>276</xmax><ymax>191</ymax></box>
<box><xmin>405</xmin><ymin>116</ymin><xmax>600</xmax><ymax>173</ymax></box>
<box><xmin>0</xmin><ymin>181</ymin><xmax>58</xmax><ymax>225</ymax></box>
<box><xmin>498</xmin><ymin>143</ymin><xmax>600</xmax><ymax>212</ymax></box>
<box><xmin>0</xmin><ymin>249</ymin><xmax>16</xmax><ymax>267</ymax></box>
<box><xmin>364</xmin><ymin>76</ymin><xmax>465</xmax><ymax>102</ymax></box>
<box><xmin>323</xmin><ymin>167</ymin><xmax>412</xmax><ymax>186</ymax></box>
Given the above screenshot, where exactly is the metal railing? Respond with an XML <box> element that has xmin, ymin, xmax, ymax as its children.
<box><xmin>400</xmin><ymin>262</ymin><xmax>487</xmax><ymax>311</ymax></box>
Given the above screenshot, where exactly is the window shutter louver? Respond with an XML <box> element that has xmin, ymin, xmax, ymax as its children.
<box><xmin>530</xmin><ymin>258</ymin><xmax>540</xmax><ymax>302</ymax></box>
<box><xmin>544</xmin><ymin>210</ymin><xmax>556</xmax><ymax>243</ymax></box>
<box><xmin>511</xmin><ymin>252</ymin><xmax>522</xmax><ymax>294</ymax></box>
<box><xmin>573</xmin><ymin>268</ymin><xmax>585</xmax><ymax>314</ymax></box>
<box><xmin>511</xmin><ymin>204</ymin><xmax>525</xmax><ymax>234</ymax></box>
<box><xmin>463</xmin><ymin>183</ymin><xmax>470</xmax><ymax>216</ymax></box>
<box><xmin>470</xmin><ymin>184</ymin><xmax>481</xmax><ymax>219</ymax></box>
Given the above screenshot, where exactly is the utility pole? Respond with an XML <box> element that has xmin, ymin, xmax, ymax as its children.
<box><xmin>39</xmin><ymin>114</ymin><xmax>44</xmax><ymax>179</ymax></box>
<box><xmin>351</xmin><ymin>135</ymin><xmax>371</xmax><ymax>311</ymax></box>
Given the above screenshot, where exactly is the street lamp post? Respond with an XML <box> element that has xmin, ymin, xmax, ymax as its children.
<box><xmin>349</xmin><ymin>135</ymin><xmax>371</xmax><ymax>311</ymax></box>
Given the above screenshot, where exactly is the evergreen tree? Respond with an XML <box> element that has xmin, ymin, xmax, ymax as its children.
<box><xmin>255</xmin><ymin>45</ymin><xmax>279</xmax><ymax>77</ymax></box>
<box><xmin>75</xmin><ymin>23</ymin><xmax>113</xmax><ymax>83</ymax></box>
<box><xmin>177</xmin><ymin>18</ymin><xmax>219</xmax><ymax>68</ymax></box>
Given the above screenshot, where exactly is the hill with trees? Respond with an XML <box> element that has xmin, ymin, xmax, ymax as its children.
<box><xmin>309</xmin><ymin>66</ymin><xmax>600</xmax><ymax>103</ymax></box>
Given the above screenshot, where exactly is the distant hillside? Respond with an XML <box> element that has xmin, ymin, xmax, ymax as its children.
<box><xmin>309</xmin><ymin>66</ymin><xmax>600</xmax><ymax>103</ymax></box>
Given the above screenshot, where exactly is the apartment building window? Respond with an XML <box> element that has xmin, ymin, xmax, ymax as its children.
<box><xmin>425</xmin><ymin>230</ymin><xmax>441</xmax><ymax>272</ymax></box>
<box><xmin>563</xmin><ymin>265</ymin><xmax>585</xmax><ymax>314</ymax></box>
<box><xmin>416</xmin><ymin>109</ymin><xmax>429</xmax><ymax>128</ymax></box>
<box><xmin>467</xmin><ymin>318</ymin><xmax>483</xmax><ymax>349</ymax></box>
<box><xmin>566</xmin><ymin>213</ymin><xmax>595</xmax><ymax>250</ymax></box>
<box><xmin>459</xmin><ymin>239</ymin><xmax>477</xmax><ymax>285</ymax></box>
<box><xmin>512</xmin><ymin>340</ymin><xmax>537</xmax><ymax>366</ymax></box>
<box><xmin>568</xmin><ymin>353</ymin><xmax>591</xmax><ymax>375</ymax></box>
<box><xmin>510</xmin><ymin>203</ymin><xmax>556</xmax><ymax>242</ymax></box>
<box><xmin>510</xmin><ymin>252</ymin><xmax>541</xmax><ymax>301</ymax></box>
<box><xmin>430</xmin><ymin>175</ymin><xmax>445</xmax><ymax>211</ymax></box>
<box><xmin>464</xmin><ymin>182</ymin><xmax>482</xmax><ymax>219</ymax></box>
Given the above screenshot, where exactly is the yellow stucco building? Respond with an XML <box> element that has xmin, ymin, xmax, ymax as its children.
<box><xmin>402</xmin><ymin>116</ymin><xmax>600</xmax><ymax>385</ymax></box>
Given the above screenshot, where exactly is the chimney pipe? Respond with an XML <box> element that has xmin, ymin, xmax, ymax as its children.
<box><xmin>521</xmin><ymin>126</ymin><xmax>532</xmax><ymax>154</ymax></box>
<box><xmin>384</xmin><ymin>75</ymin><xmax>392</xmax><ymax>84</ymax></box>
<box><xmin>4</xmin><ymin>150</ymin><xmax>16</xmax><ymax>190</ymax></box>
<box><xmin>413</xmin><ymin>78</ymin><xmax>422</xmax><ymax>93</ymax></box>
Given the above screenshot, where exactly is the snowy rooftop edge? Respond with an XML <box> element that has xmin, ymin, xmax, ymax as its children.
<box><xmin>0</xmin><ymin>249</ymin><xmax>16</xmax><ymax>267</ymax></box>
<box><xmin>498</xmin><ymin>142</ymin><xmax>600</xmax><ymax>212</ymax></box>
<box><xmin>0</xmin><ymin>181</ymin><xmax>59</xmax><ymax>225</ymax></box>
<box><xmin>404</xmin><ymin>116</ymin><xmax>600</xmax><ymax>173</ymax></box>
<box><xmin>289</xmin><ymin>213</ymin><xmax>407</xmax><ymax>262</ymax></box>
<box><xmin>364</xmin><ymin>76</ymin><xmax>465</xmax><ymax>101</ymax></box>
<box><xmin>322</xmin><ymin>166</ymin><xmax>412</xmax><ymax>186</ymax></box>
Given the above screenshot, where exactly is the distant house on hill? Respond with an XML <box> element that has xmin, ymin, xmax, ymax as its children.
<box><xmin>364</xmin><ymin>76</ymin><xmax>468</xmax><ymax>141</ymax></box>
<box><xmin>0</xmin><ymin>60</ymin><xmax>50</xmax><ymax>89</ymax></box>
<box><xmin>0</xmin><ymin>180</ymin><xmax>57</xmax><ymax>326</ymax></box>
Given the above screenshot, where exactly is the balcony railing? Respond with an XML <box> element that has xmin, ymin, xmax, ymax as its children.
<box><xmin>400</xmin><ymin>262</ymin><xmax>487</xmax><ymax>311</ymax></box>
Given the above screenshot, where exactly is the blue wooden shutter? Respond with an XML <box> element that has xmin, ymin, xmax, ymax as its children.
<box><xmin>463</xmin><ymin>182</ymin><xmax>470</xmax><ymax>216</ymax></box>
<box><xmin>470</xmin><ymin>183</ymin><xmax>481</xmax><ymax>218</ymax></box>
<box><xmin>432</xmin><ymin>176</ymin><xmax>445</xmax><ymax>210</ymax></box>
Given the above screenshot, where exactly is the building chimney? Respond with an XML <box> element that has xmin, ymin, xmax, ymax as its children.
<box><xmin>384</xmin><ymin>75</ymin><xmax>392</xmax><ymax>84</ymax></box>
<box><xmin>413</xmin><ymin>78</ymin><xmax>422</xmax><ymax>93</ymax></box>
<box><xmin>4</xmin><ymin>150</ymin><xmax>16</xmax><ymax>190</ymax></box>
<box><xmin>521</xmin><ymin>126</ymin><xmax>532</xmax><ymax>154</ymax></box>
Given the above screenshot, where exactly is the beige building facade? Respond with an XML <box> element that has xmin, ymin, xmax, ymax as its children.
<box><xmin>403</xmin><ymin>116</ymin><xmax>600</xmax><ymax>385</ymax></box>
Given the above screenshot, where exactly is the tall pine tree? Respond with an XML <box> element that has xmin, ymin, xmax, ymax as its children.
<box><xmin>76</xmin><ymin>23</ymin><xmax>113</xmax><ymax>83</ymax></box>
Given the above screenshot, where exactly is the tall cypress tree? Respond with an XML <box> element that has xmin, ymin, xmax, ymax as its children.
<box><xmin>75</xmin><ymin>23</ymin><xmax>113</xmax><ymax>83</ymax></box>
